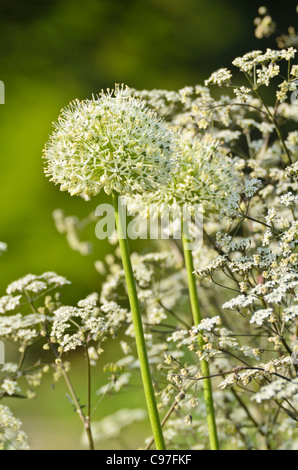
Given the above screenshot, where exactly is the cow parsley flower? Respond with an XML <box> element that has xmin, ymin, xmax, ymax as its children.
<box><xmin>282</xmin><ymin>305</ymin><xmax>298</xmax><ymax>322</ymax></box>
<box><xmin>0</xmin><ymin>313</ymin><xmax>47</xmax><ymax>348</ymax></box>
<box><xmin>0</xmin><ymin>405</ymin><xmax>29</xmax><ymax>450</ymax></box>
<box><xmin>6</xmin><ymin>272</ymin><xmax>70</xmax><ymax>295</ymax></box>
<box><xmin>252</xmin><ymin>378</ymin><xmax>298</xmax><ymax>403</ymax></box>
<box><xmin>205</xmin><ymin>68</ymin><xmax>232</xmax><ymax>87</ymax></box>
<box><xmin>44</xmin><ymin>84</ymin><xmax>178</xmax><ymax>199</ymax></box>
<box><xmin>193</xmin><ymin>316</ymin><xmax>221</xmax><ymax>332</ymax></box>
<box><xmin>232</xmin><ymin>48</ymin><xmax>296</xmax><ymax>75</ymax></box>
<box><xmin>280</xmin><ymin>192</ymin><xmax>297</xmax><ymax>206</ymax></box>
<box><xmin>233</xmin><ymin>86</ymin><xmax>252</xmax><ymax>103</ymax></box>
<box><xmin>0</xmin><ymin>295</ymin><xmax>22</xmax><ymax>314</ymax></box>
<box><xmin>250</xmin><ymin>308</ymin><xmax>274</xmax><ymax>326</ymax></box>
<box><xmin>1</xmin><ymin>379</ymin><xmax>21</xmax><ymax>396</ymax></box>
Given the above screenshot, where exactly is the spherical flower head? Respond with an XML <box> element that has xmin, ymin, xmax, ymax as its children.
<box><xmin>173</xmin><ymin>132</ymin><xmax>237</xmax><ymax>210</ymax></box>
<box><xmin>43</xmin><ymin>85</ymin><xmax>178</xmax><ymax>199</ymax></box>
<box><xmin>128</xmin><ymin>131</ymin><xmax>240</xmax><ymax>217</ymax></box>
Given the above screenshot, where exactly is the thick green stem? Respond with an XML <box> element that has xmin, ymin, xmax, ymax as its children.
<box><xmin>112</xmin><ymin>191</ymin><xmax>166</xmax><ymax>450</ymax></box>
<box><xmin>182</xmin><ymin>228</ymin><xmax>219</xmax><ymax>450</ymax></box>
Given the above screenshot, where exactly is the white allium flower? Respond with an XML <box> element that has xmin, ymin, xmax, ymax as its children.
<box><xmin>128</xmin><ymin>132</ymin><xmax>240</xmax><ymax>216</ymax></box>
<box><xmin>44</xmin><ymin>84</ymin><xmax>178</xmax><ymax>199</ymax></box>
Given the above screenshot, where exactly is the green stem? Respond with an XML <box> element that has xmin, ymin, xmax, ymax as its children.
<box><xmin>48</xmin><ymin>340</ymin><xmax>95</xmax><ymax>450</ymax></box>
<box><xmin>85</xmin><ymin>344</ymin><xmax>93</xmax><ymax>447</ymax></box>
<box><xmin>181</xmin><ymin>226</ymin><xmax>219</xmax><ymax>450</ymax></box>
<box><xmin>112</xmin><ymin>191</ymin><xmax>166</xmax><ymax>450</ymax></box>
<box><xmin>247</xmin><ymin>77</ymin><xmax>293</xmax><ymax>165</ymax></box>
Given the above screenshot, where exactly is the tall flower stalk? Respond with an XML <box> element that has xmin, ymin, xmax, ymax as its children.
<box><xmin>181</xmin><ymin>225</ymin><xmax>219</xmax><ymax>450</ymax></box>
<box><xmin>43</xmin><ymin>85</ymin><xmax>178</xmax><ymax>449</ymax></box>
<box><xmin>112</xmin><ymin>191</ymin><xmax>165</xmax><ymax>450</ymax></box>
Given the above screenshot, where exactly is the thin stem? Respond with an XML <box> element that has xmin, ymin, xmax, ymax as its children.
<box><xmin>181</xmin><ymin>224</ymin><xmax>219</xmax><ymax>450</ymax></box>
<box><xmin>27</xmin><ymin>297</ymin><xmax>95</xmax><ymax>450</ymax></box>
<box><xmin>237</xmin><ymin>211</ymin><xmax>281</xmax><ymax>233</ymax></box>
<box><xmin>204</xmin><ymin>102</ymin><xmax>270</xmax><ymax>119</ymax></box>
<box><xmin>48</xmin><ymin>340</ymin><xmax>95</xmax><ymax>450</ymax></box>
<box><xmin>112</xmin><ymin>191</ymin><xmax>166</xmax><ymax>450</ymax></box>
<box><xmin>85</xmin><ymin>344</ymin><xmax>94</xmax><ymax>449</ymax></box>
<box><xmin>247</xmin><ymin>77</ymin><xmax>293</xmax><ymax>165</ymax></box>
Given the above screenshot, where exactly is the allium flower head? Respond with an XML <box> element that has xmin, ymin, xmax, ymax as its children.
<box><xmin>128</xmin><ymin>131</ymin><xmax>240</xmax><ymax>216</ymax></box>
<box><xmin>43</xmin><ymin>85</ymin><xmax>178</xmax><ymax>199</ymax></box>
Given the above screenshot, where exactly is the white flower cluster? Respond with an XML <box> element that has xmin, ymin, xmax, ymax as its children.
<box><xmin>195</xmin><ymin>255</ymin><xmax>228</xmax><ymax>278</ymax></box>
<box><xmin>192</xmin><ymin>316</ymin><xmax>221</xmax><ymax>332</ymax></box>
<box><xmin>128</xmin><ymin>132</ymin><xmax>241</xmax><ymax>217</ymax></box>
<box><xmin>252</xmin><ymin>378</ymin><xmax>298</xmax><ymax>403</ymax></box>
<box><xmin>244</xmin><ymin>178</ymin><xmax>262</xmax><ymax>197</ymax></box>
<box><xmin>232</xmin><ymin>48</ymin><xmax>296</xmax><ymax>74</ymax></box>
<box><xmin>233</xmin><ymin>86</ymin><xmax>252</xmax><ymax>103</ymax></box>
<box><xmin>0</xmin><ymin>313</ymin><xmax>47</xmax><ymax>349</ymax></box>
<box><xmin>0</xmin><ymin>295</ymin><xmax>22</xmax><ymax>314</ymax></box>
<box><xmin>0</xmin><ymin>271</ymin><xmax>73</xmax><ymax>353</ymax></box>
<box><xmin>205</xmin><ymin>68</ymin><xmax>233</xmax><ymax>87</ymax></box>
<box><xmin>44</xmin><ymin>84</ymin><xmax>178</xmax><ymax>199</ymax></box>
<box><xmin>6</xmin><ymin>272</ymin><xmax>70</xmax><ymax>296</ymax></box>
<box><xmin>250</xmin><ymin>308</ymin><xmax>274</xmax><ymax>325</ymax></box>
<box><xmin>0</xmin><ymin>405</ymin><xmax>29</xmax><ymax>450</ymax></box>
<box><xmin>50</xmin><ymin>294</ymin><xmax>129</xmax><ymax>352</ymax></box>
<box><xmin>1</xmin><ymin>378</ymin><xmax>21</xmax><ymax>396</ymax></box>
<box><xmin>280</xmin><ymin>192</ymin><xmax>297</xmax><ymax>206</ymax></box>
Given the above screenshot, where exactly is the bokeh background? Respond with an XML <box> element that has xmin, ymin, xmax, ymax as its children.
<box><xmin>0</xmin><ymin>0</ymin><xmax>296</xmax><ymax>450</ymax></box>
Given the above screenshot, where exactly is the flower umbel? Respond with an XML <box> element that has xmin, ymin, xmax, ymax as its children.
<box><xmin>43</xmin><ymin>85</ymin><xmax>177</xmax><ymax>199</ymax></box>
<box><xmin>128</xmin><ymin>132</ymin><xmax>240</xmax><ymax>217</ymax></box>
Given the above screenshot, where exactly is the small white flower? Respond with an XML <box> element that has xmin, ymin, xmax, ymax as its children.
<box><xmin>250</xmin><ymin>308</ymin><xmax>274</xmax><ymax>326</ymax></box>
<box><xmin>205</xmin><ymin>68</ymin><xmax>232</xmax><ymax>87</ymax></box>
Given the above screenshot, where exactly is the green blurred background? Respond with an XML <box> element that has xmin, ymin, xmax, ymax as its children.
<box><xmin>0</xmin><ymin>0</ymin><xmax>296</xmax><ymax>450</ymax></box>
